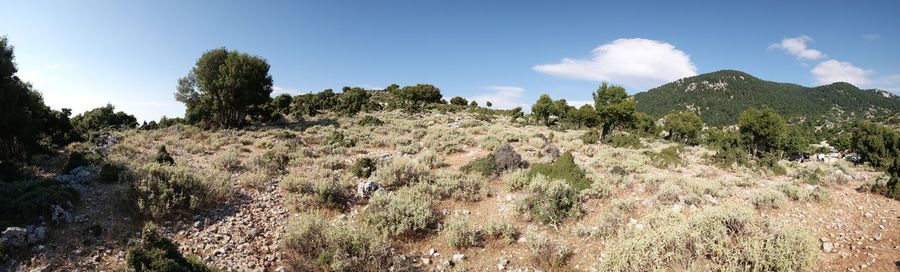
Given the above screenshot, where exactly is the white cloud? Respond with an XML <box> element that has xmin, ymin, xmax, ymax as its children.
<box><xmin>533</xmin><ymin>38</ymin><xmax>697</xmax><ymax>90</ymax></box>
<box><xmin>863</xmin><ymin>34</ymin><xmax>881</xmax><ymax>41</ymax></box>
<box><xmin>272</xmin><ymin>85</ymin><xmax>308</xmax><ymax>96</ymax></box>
<box><xmin>770</xmin><ymin>35</ymin><xmax>825</xmax><ymax>60</ymax></box>
<box><xmin>811</xmin><ymin>59</ymin><xmax>873</xmax><ymax>86</ymax></box>
<box><xmin>467</xmin><ymin>86</ymin><xmax>528</xmax><ymax>109</ymax></box>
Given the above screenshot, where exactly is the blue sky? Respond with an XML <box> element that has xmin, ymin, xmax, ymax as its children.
<box><xmin>2</xmin><ymin>0</ymin><xmax>899</xmax><ymax>121</ymax></box>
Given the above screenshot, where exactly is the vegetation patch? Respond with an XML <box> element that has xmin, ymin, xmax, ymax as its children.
<box><xmin>364</xmin><ymin>186</ymin><xmax>437</xmax><ymax>237</ymax></box>
<box><xmin>517</xmin><ymin>174</ymin><xmax>581</xmax><ymax>226</ymax></box>
<box><xmin>125</xmin><ymin>223</ymin><xmax>212</xmax><ymax>272</ymax></box>
<box><xmin>123</xmin><ymin>163</ymin><xmax>232</xmax><ymax>218</ymax></box>
<box><xmin>444</xmin><ymin>220</ymin><xmax>483</xmax><ymax>249</ymax></box>
<box><xmin>0</xmin><ymin>180</ymin><xmax>79</xmax><ymax>229</ymax></box>
<box><xmin>528</xmin><ymin>151</ymin><xmax>591</xmax><ymax>191</ymax></box>
<box><xmin>281</xmin><ymin>213</ymin><xmax>396</xmax><ymax>271</ymax></box>
<box><xmin>350</xmin><ymin>157</ymin><xmax>377</xmax><ymax>178</ymax></box>
<box><xmin>603</xmin><ymin>132</ymin><xmax>644</xmax><ymax>149</ymax></box>
<box><xmin>646</xmin><ymin>146</ymin><xmax>685</xmax><ymax>169</ymax></box>
<box><xmin>527</xmin><ymin>235</ymin><xmax>574</xmax><ymax>270</ymax></box>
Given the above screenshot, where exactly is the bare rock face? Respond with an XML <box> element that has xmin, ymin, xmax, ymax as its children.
<box><xmin>1</xmin><ymin>227</ymin><xmax>28</xmax><ymax>247</ymax></box>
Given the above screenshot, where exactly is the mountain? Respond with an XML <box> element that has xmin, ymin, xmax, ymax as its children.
<box><xmin>633</xmin><ymin>70</ymin><xmax>900</xmax><ymax>126</ymax></box>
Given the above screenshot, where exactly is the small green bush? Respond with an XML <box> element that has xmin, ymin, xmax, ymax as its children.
<box><xmin>427</xmin><ymin>170</ymin><xmax>488</xmax><ymax>202</ymax></box>
<box><xmin>603</xmin><ymin>132</ymin><xmax>644</xmax><ymax>149</ymax></box>
<box><xmin>0</xmin><ymin>180</ymin><xmax>79</xmax><ymax>229</ymax></box>
<box><xmin>444</xmin><ymin>220</ymin><xmax>482</xmax><ymax>249</ymax></box>
<box><xmin>350</xmin><ymin>157</ymin><xmax>377</xmax><ymax>178</ymax></box>
<box><xmin>357</xmin><ymin>115</ymin><xmax>385</xmax><ymax>126</ymax></box>
<box><xmin>64</xmin><ymin>150</ymin><xmax>101</xmax><ymax>172</ymax></box>
<box><xmin>517</xmin><ymin>174</ymin><xmax>581</xmax><ymax>226</ymax></box>
<box><xmin>251</xmin><ymin>149</ymin><xmax>290</xmax><ymax>176</ymax></box>
<box><xmin>98</xmin><ymin>162</ymin><xmax>126</xmax><ymax>183</ymax></box>
<box><xmin>281</xmin><ymin>213</ymin><xmax>395</xmax><ymax>271</ymax></box>
<box><xmin>528</xmin><ymin>151</ymin><xmax>591</xmax><ymax>191</ymax></box>
<box><xmin>211</xmin><ymin>149</ymin><xmax>242</xmax><ymax>172</ymax></box>
<box><xmin>417</xmin><ymin>149</ymin><xmax>442</xmax><ymax>169</ymax></box>
<box><xmin>646</xmin><ymin>146</ymin><xmax>684</xmax><ymax>169</ymax></box>
<box><xmin>483</xmin><ymin>221</ymin><xmax>519</xmax><ymax>244</ymax></box>
<box><xmin>460</xmin><ymin>155</ymin><xmax>497</xmax><ymax>176</ymax></box>
<box><xmin>503</xmin><ymin>168</ymin><xmax>530</xmax><ymax>191</ymax></box>
<box><xmin>125</xmin><ymin>163</ymin><xmax>232</xmax><ymax>218</ymax></box>
<box><xmin>581</xmin><ymin>129</ymin><xmax>601</xmax><ymax>144</ymax></box>
<box><xmin>326</xmin><ymin>131</ymin><xmax>355</xmax><ymax>148</ymax></box>
<box><xmin>594</xmin><ymin>200</ymin><xmax>635</xmax><ymax>238</ymax></box>
<box><xmin>281</xmin><ymin>175</ymin><xmax>350</xmax><ymax>211</ymax></box>
<box><xmin>125</xmin><ymin>223</ymin><xmax>212</xmax><ymax>272</ymax></box>
<box><xmin>527</xmin><ymin>235</ymin><xmax>573</xmax><ymax>270</ymax></box>
<box><xmin>373</xmin><ymin>156</ymin><xmax>428</xmax><ymax>188</ymax></box>
<box><xmin>749</xmin><ymin>188</ymin><xmax>786</xmax><ymax>210</ymax></box>
<box><xmin>777</xmin><ymin>184</ymin><xmax>809</xmax><ymax>201</ymax></box>
<box><xmin>364</xmin><ymin>186</ymin><xmax>436</xmax><ymax>237</ymax></box>
<box><xmin>154</xmin><ymin>145</ymin><xmax>175</xmax><ymax>165</ymax></box>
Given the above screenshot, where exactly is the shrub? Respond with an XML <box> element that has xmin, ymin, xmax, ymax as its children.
<box><xmin>581</xmin><ymin>129</ymin><xmax>601</xmax><ymax>144</ymax></box>
<box><xmin>859</xmin><ymin>160</ymin><xmax>900</xmax><ymax>200</ymax></box>
<box><xmin>281</xmin><ymin>175</ymin><xmax>350</xmax><ymax>211</ymax></box>
<box><xmin>98</xmin><ymin>162</ymin><xmax>126</xmax><ymax>184</ymax></box>
<box><xmin>211</xmin><ymin>149</ymin><xmax>242</xmax><ymax>172</ymax></box>
<box><xmin>154</xmin><ymin>145</ymin><xmax>175</xmax><ymax>165</ymax></box>
<box><xmin>492</xmin><ymin>143</ymin><xmax>523</xmax><ymax>172</ymax></box>
<box><xmin>350</xmin><ymin>157</ymin><xmax>377</xmax><ymax>178</ymax></box>
<box><xmin>364</xmin><ymin>186</ymin><xmax>436</xmax><ymax>237</ymax></box>
<box><xmin>503</xmin><ymin>168</ymin><xmax>530</xmax><ymax>191</ymax></box>
<box><xmin>528</xmin><ymin>151</ymin><xmax>591</xmax><ymax>191</ymax></box>
<box><xmin>281</xmin><ymin>213</ymin><xmax>395</xmax><ymax>271</ymax></box>
<box><xmin>749</xmin><ymin>188</ymin><xmax>786</xmax><ymax>210</ymax></box>
<box><xmin>483</xmin><ymin>221</ymin><xmax>519</xmax><ymax>244</ymax></box>
<box><xmin>517</xmin><ymin>174</ymin><xmax>581</xmax><ymax>226</ymax></box>
<box><xmin>603</xmin><ymin>132</ymin><xmax>644</xmax><ymax>149</ymax></box>
<box><xmin>358</xmin><ymin>115</ymin><xmax>384</xmax><ymax>126</ymax></box>
<box><xmin>417</xmin><ymin>149</ymin><xmax>442</xmax><ymax>169</ymax></box>
<box><xmin>580</xmin><ymin>176</ymin><xmax>615</xmax><ymax>200</ymax></box>
<box><xmin>326</xmin><ymin>131</ymin><xmax>356</xmax><ymax>148</ymax></box>
<box><xmin>373</xmin><ymin>156</ymin><xmax>428</xmax><ymax>188</ymax></box>
<box><xmin>663</xmin><ymin>111</ymin><xmax>703</xmax><ymax>145</ymax></box>
<box><xmin>444</xmin><ymin>220</ymin><xmax>482</xmax><ymax>249</ymax></box>
<box><xmin>527</xmin><ymin>235</ymin><xmax>573</xmax><ymax>270</ymax></box>
<box><xmin>646</xmin><ymin>146</ymin><xmax>684</xmax><ymax>169</ymax></box>
<box><xmin>738</xmin><ymin>107</ymin><xmax>787</xmax><ymax>158</ymax></box>
<box><xmin>449</xmin><ymin>96</ymin><xmax>468</xmax><ymax>106</ymax></box>
<box><xmin>460</xmin><ymin>155</ymin><xmax>497</xmax><ymax>177</ymax></box>
<box><xmin>71</xmin><ymin>104</ymin><xmax>137</xmax><ymax>139</ymax></box>
<box><xmin>64</xmin><ymin>150</ymin><xmax>101</xmax><ymax>173</ymax></box>
<box><xmin>777</xmin><ymin>184</ymin><xmax>809</xmax><ymax>201</ymax></box>
<box><xmin>251</xmin><ymin>149</ymin><xmax>290</xmax><ymax>176</ymax></box>
<box><xmin>427</xmin><ymin>170</ymin><xmax>488</xmax><ymax>202</ymax></box>
<box><xmin>125</xmin><ymin>163</ymin><xmax>232</xmax><ymax>218</ymax></box>
<box><xmin>594</xmin><ymin>200</ymin><xmax>635</xmax><ymax>238</ymax></box>
<box><xmin>0</xmin><ymin>180</ymin><xmax>79</xmax><ymax>229</ymax></box>
<box><xmin>849</xmin><ymin>120</ymin><xmax>900</xmax><ymax>169</ymax></box>
<box><xmin>125</xmin><ymin>223</ymin><xmax>212</xmax><ymax>272</ymax></box>
<box><xmin>601</xmin><ymin>204</ymin><xmax>818</xmax><ymax>271</ymax></box>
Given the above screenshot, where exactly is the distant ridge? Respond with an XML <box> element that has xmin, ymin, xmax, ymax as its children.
<box><xmin>633</xmin><ymin>70</ymin><xmax>900</xmax><ymax>126</ymax></box>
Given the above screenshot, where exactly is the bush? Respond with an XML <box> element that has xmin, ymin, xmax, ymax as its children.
<box><xmin>600</xmin><ymin>204</ymin><xmax>818</xmax><ymax>271</ymax></box>
<box><xmin>450</xmin><ymin>96</ymin><xmax>468</xmax><ymax>106</ymax></box>
<box><xmin>517</xmin><ymin>174</ymin><xmax>581</xmax><ymax>226</ymax></box>
<box><xmin>417</xmin><ymin>149</ymin><xmax>442</xmax><ymax>169</ymax></box>
<box><xmin>749</xmin><ymin>188</ymin><xmax>786</xmax><ymax>210</ymax></box>
<box><xmin>594</xmin><ymin>200</ymin><xmax>635</xmax><ymax>237</ymax></box>
<box><xmin>859</xmin><ymin>159</ymin><xmax>900</xmax><ymax>200</ymax></box>
<box><xmin>503</xmin><ymin>168</ymin><xmax>530</xmax><ymax>191</ymax></box>
<box><xmin>663</xmin><ymin>111</ymin><xmax>703</xmax><ymax>145</ymax></box>
<box><xmin>444</xmin><ymin>220</ymin><xmax>482</xmax><ymax>249</ymax></box>
<box><xmin>460</xmin><ymin>155</ymin><xmax>497</xmax><ymax>177</ymax></box>
<box><xmin>426</xmin><ymin>170</ymin><xmax>488</xmax><ymax>202</ymax></box>
<box><xmin>0</xmin><ymin>180</ymin><xmax>79</xmax><ymax>229</ymax></box>
<box><xmin>483</xmin><ymin>221</ymin><xmax>519</xmax><ymax>244</ymax></box>
<box><xmin>250</xmin><ymin>149</ymin><xmax>290</xmax><ymax>176</ymax></box>
<box><xmin>212</xmin><ymin>149</ymin><xmax>242</xmax><ymax>172</ymax></box>
<box><xmin>154</xmin><ymin>145</ymin><xmax>175</xmax><ymax>165</ymax></box>
<box><xmin>849</xmin><ymin>120</ymin><xmax>900</xmax><ymax>169</ymax></box>
<box><xmin>646</xmin><ymin>146</ymin><xmax>684</xmax><ymax>169</ymax></box>
<box><xmin>492</xmin><ymin>143</ymin><xmax>523</xmax><ymax>172</ymax></box>
<box><xmin>125</xmin><ymin>163</ymin><xmax>232</xmax><ymax>218</ymax></box>
<box><xmin>738</xmin><ymin>107</ymin><xmax>787</xmax><ymax>158</ymax></box>
<box><xmin>603</xmin><ymin>132</ymin><xmax>644</xmax><ymax>149</ymax></box>
<box><xmin>326</xmin><ymin>131</ymin><xmax>355</xmax><ymax>148</ymax></box>
<box><xmin>364</xmin><ymin>186</ymin><xmax>436</xmax><ymax>237</ymax></box>
<box><xmin>357</xmin><ymin>115</ymin><xmax>384</xmax><ymax>126</ymax></box>
<box><xmin>281</xmin><ymin>175</ymin><xmax>350</xmax><ymax>211</ymax></box>
<box><xmin>527</xmin><ymin>235</ymin><xmax>573</xmax><ymax>270</ymax></box>
<box><xmin>373</xmin><ymin>156</ymin><xmax>428</xmax><ymax>188</ymax></box>
<box><xmin>71</xmin><ymin>104</ymin><xmax>137</xmax><ymax>139</ymax></box>
<box><xmin>125</xmin><ymin>223</ymin><xmax>212</xmax><ymax>272</ymax></box>
<box><xmin>98</xmin><ymin>162</ymin><xmax>126</xmax><ymax>183</ymax></box>
<box><xmin>777</xmin><ymin>183</ymin><xmax>809</xmax><ymax>201</ymax></box>
<box><xmin>528</xmin><ymin>151</ymin><xmax>591</xmax><ymax>191</ymax></box>
<box><xmin>281</xmin><ymin>213</ymin><xmax>395</xmax><ymax>271</ymax></box>
<box><xmin>581</xmin><ymin>129</ymin><xmax>601</xmax><ymax>144</ymax></box>
<box><xmin>350</xmin><ymin>157</ymin><xmax>377</xmax><ymax>178</ymax></box>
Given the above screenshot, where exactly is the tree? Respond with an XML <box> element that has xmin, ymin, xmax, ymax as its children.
<box><xmin>391</xmin><ymin>84</ymin><xmax>442</xmax><ymax>111</ymax></box>
<box><xmin>270</xmin><ymin>93</ymin><xmax>293</xmax><ymax>115</ymax></box>
<box><xmin>532</xmin><ymin>94</ymin><xmax>554</xmax><ymax>125</ymax></box>
<box><xmin>569</xmin><ymin>104</ymin><xmax>599</xmax><ymax>128</ymax></box>
<box><xmin>737</xmin><ymin>106</ymin><xmax>787</xmax><ymax>158</ymax></box>
<box><xmin>336</xmin><ymin>87</ymin><xmax>371</xmax><ymax>116</ymax></box>
<box><xmin>594</xmin><ymin>82</ymin><xmax>636</xmax><ymax>138</ymax></box>
<box><xmin>450</xmin><ymin>96</ymin><xmax>468</xmax><ymax>106</ymax></box>
<box><xmin>0</xmin><ymin>36</ymin><xmax>77</xmax><ymax>165</ymax></box>
<box><xmin>663</xmin><ymin>111</ymin><xmax>703</xmax><ymax>145</ymax></box>
<box><xmin>486</xmin><ymin>101</ymin><xmax>493</xmax><ymax>108</ymax></box>
<box><xmin>849</xmin><ymin>120</ymin><xmax>900</xmax><ymax>169</ymax></box>
<box><xmin>71</xmin><ymin>104</ymin><xmax>138</xmax><ymax>138</ymax></box>
<box><xmin>175</xmin><ymin>48</ymin><xmax>273</xmax><ymax>128</ymax></box>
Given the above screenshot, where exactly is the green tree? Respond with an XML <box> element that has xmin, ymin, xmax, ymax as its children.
<box><xmin>569</xmin><ymin>104</ymin><xmax>599</xmax><ymax>128</ymax></box>
<box><xmin>737</xmin><ymin>107</ymin><xmax>787</xmax><ymax>158</ymax></box>
<box><xmin>175</xmin><ymin>48</ymin><xmax>273</xmax><ymax>128</ymax></box>
<box><xmin>269</xmin><ymin>93</ymin><xmax>293</xmax><ymax>115</ymax></box>
<box><xmin>450</xmin><ymin>96</ymin><xmax>468</xmax><ymax>106</ymax></box>
<box><xmin>532</xmin><ymin>94</ymin><xmax>554</xmax><ymax>125</ymax></box>
<box><xmin>663</xmin><ymin>111</ymin><xmax>703</xmax><ymax>145</ymax></box>
<box><xmin>849</xmin><ymin>120</ymin><xmax>900</xmax><ymax>169</ymax></box>
<box><xmin>391</xmin><ymin>84</ymin><xmax>442</xmax><ymax>111</ymax></box>
<box><xmin>336</xmin><ymin>87</ymin><xmax>372</xmax><ymax>116</ymax></box>
<box><xmin>594</xmin><ymin>82</ymin><xmax>636</xmax><ymax>138</ymax></box>
<box><xmin>486</xmin><ymin>101</ymin><xmax>493</xmax><ymax>108</ymax></box>
<box><xmin>71</xmin><ymin>104</ymin><xmax>138</xmax><ymax>138</ymax></box>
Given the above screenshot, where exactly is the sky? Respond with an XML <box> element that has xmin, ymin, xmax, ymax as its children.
<box><xmin>2</xmin><ymin>0</ymin><xmax>899</xmax><ymax>122</ymax></box>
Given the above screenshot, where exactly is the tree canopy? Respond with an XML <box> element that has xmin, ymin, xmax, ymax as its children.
<box><xmin>594</xmin><ymin>82</ymin><xmax>636</xmax><ymax>137</ymax></box>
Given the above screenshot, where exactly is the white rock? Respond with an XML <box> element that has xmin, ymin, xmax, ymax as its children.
<box><xmin>822</xmin><ymin>242</ymin><xmax>834</xmax><ymax>253</ymax></box>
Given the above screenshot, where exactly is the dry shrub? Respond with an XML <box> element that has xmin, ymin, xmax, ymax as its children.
<box><xmin>281</xmin><ymin>213</ymin><xmax>396</xmax><ymax>271</ymax></box>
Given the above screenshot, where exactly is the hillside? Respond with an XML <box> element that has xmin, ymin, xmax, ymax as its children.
<box><xmin>634</xmin><ymin>70</ymin><xmax>900</xmax><ymax>126</ymax></box>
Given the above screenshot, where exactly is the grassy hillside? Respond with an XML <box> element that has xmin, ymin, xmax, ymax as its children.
<box><xmin>634</xmin><ymin>70</ymin><xmax>900</xmax><ymax>126</ymax></box>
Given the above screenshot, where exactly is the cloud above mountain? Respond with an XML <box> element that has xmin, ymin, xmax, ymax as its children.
<box><xmin>770</xmin><ymin>35</ymin><xmax>825</xmax><ymax>60</ymax></box>
<box><xmin>533</xmin><ymin>38</ymin><xmax>698</xmax><ymax>91</ymax></box>
<box><xmin>811</xmin><ymin>60</ymin><xmax>873</xmax><ymax>86</ymax></box>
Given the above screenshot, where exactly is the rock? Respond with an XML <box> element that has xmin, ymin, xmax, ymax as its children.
<box><xmin>428</xmin><ymin>248</ymin><xmax>437</xmax><ymax>256</ymax></box>
<box><xmin>1</xmin><ymin>227</ymin><xmax>28</xmax><ymax>247</ymax></box>
<box><xmin>422</xmin><ymin>258</ymin><xmax>432</xmax><ymax>265</ymax></box>
<box><xmin>874</xmin><ymin>233</ymin><xmax>882</xmax><ymax>241</ymax></box>
<box><xmin>441</xmin><ymin>259</ymin><xmax>454</xmax><ymax>269</ymax></box>
<box><xmin>822</xmin><ymin>242</ymin><xmax>834</xmax><ymax>253</ymax></box>
<box><xmin>356</xmin><ymin>180</ymin><xmax>383</xmax><ymax>199</ymax></box>
<box><xmin>26</xmin><ymin>226</ymin><xmax>46</xmax><ymax>244</ymax></box>
<box><xmin>51</xmin><ymin>205</ymin><xmax>73</xmax><ymax>225</ymax></box>
<box><xmin>452</xmin><ymin>253</ymin><xmax>465</xmax><ymax>263</ymax></box>
<box><xmin>498</xmin><ymin>257</ymin><xmax>509</xmax><ymax>271</ymax></box>
<box><xmin>864</xmin><ymin>211</ymin><xmax>874</xmax><ymax>218</ymax></box>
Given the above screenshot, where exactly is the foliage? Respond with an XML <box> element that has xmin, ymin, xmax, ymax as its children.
<box><xmin>250</xmin><ymin>149</ymin><xmax>290</xmax><ymax>176</ymax></box>
<box><xmin>444</xmin><ymin>220</ymin><xmax>482</xmax><ymax>249</ymax></box>
<box><xmin>281</xmin><ymin>213</ymin><xmax>395</xmax><ymax>271</ymax></box>
<box><xmin>849</xmin><ymin>120</ymin><xmax>900</xmax><ymax>169</ymax></box>
<box><xmin>391</xmin><ymin>84</ymin><xmax>442</xmax><ymax>111</ymax></box>
<box><xmin>291</xmin><ymin>89</ymin><xmax>338</xmax><ymax>117</ymax></box>
<box><xmin>527</xmin><ymin>235</ymin><xmax>573</xmax><ymax>270</ymax></box>
<box><xmin>859</xmin><ymin>157</ymin><xmax>900</xmax><ymax>200</ymax></box>
<box><xmin>71</xmin><ymin>103</ymin><xmax>137</xmax><ymax>139</ymax></box>
<box><xmin>600</xmin><ymin>204</ymin><xmax>818</xmax><ymax>271</ymax></box>
<box><xmin>426</xmin><ymin>170</ymin><xmax>488</xmax><ymax>202</ymax></box>
<box><xmin>373</xmin><ymin>156</ymin><xmax>428</xmax><ymax>188</ymax></box>
<box><xmin>738</xmin><ymin>106</ymin><xmax>788</xmax><ymax>158</ymax></box>
<box><xmin>281</xmin><ymin>175</ymin><xmax>350</xmax><ymax>211</ymax></box>
<box><xmin>0</xmin><ymin>180</ymin><xmax>79</xmax><ymax>229</ymax></box>
<box><xmin>123</xmin><ymin>163</ymin><xmax>232</xmax><ymax>218</ymax></box>
<box><xmin>449</xmin><ymin>96</ymin><xmax>468</xmax><ymax>106</ymax></box>
<box><xmin>581</xmin><ymin>129</ymin><xmax>601</xmax><ymax>144</ymax></box>
<box><xmin>98</xmin><ymin>162</ymin><xmax>126</xmax><ymax>183</ymax></box>
<box><xmin>528</xmin><ymin>151</ymin><xmax>591</xmax><ymax>190</ymax></box>
<box><xmin>705</xmin><ymin>127</ymin><xmax>749</xmax><ymax>167</ymax></box>
<box><xmin>364</xmin><ymin>186</ymin><xmax>436</xmax><ymax>237</ymax></box>
<box><xmin>532</xmin><ymin>94</ymin><xmax>571</xmax><ymax>125</ymax></box>
<box><xmin>646</xmin><ymin>146</ymin><xmax>684</xmax><ymax>169</ymax></box>
<box><xmin>503</xmin><ymin>168</ymin><xmax>531</xmax><ymax>191</ymax></box>
<box><xmin>154</xmin><ymin>145</ymin><xmax>175</xmax><ymax>165</ymax></box>
<box><xmin>336</xmin><ymin>86</ymin><xmax>373</xmax><ymax>116</ymax></box>
<box><xmin>175</xmin><ymin>48</ymin><xmax>273</xmax><ymax>128</ymax></box>
<box><xmin>603</xmin><ymin>132</ymin><xmax>645</xmax><ymax>149</ymax></box>
<box><xmin>357</xmin><ymin>115</ymin><xmax>384</xmax><ymax>126</ymax></box>
<box><xmin>0</xmin><ymin>37</ymin><xmax>78</xmax><ymax>163</ymax></box>
<box><xmin>594</xmin><ymin>82</ymin><xmax>636</xmax><ymax>137</ymax></box>
<box><xmin>483</xmin><ymin>221</ymin><xmax>519</xmax><ymax>244</ymax></box>
<box><xmin>460</xmin><ymin>155</ymin><xmax>497</xmax><ymax>177</ymax></box>
<box><xmin>125</xmin><ymin>223</ymin><xmax>212</xmax><ymax>272</ymax></box>
<box><xmin>350</xmin><ymin>157</ymin><xmax>377</xmax><ymax>178</ymax></box>
<box><xmin>569</xmin><ymin>104</ymin><xmax>599</xmax><ymax>128</ymax></box>
<box><xmin>634</xmin><ymin>70</ymin><xmax>900</xmax><ymax>126</ymax></box>
<box><xmin>517</xmin><ymin>174</ymin><xmax>581</xmax><ymax>225</ymax></box>
<box><xmin>749</xmin><ymin>189</ymin><xmax>786</xmax><ymax>210</ymax></box>
<box><xmin>663</xmin><ymin>111</ymin><xmax>703</xmax><ymax>145</ymax></box>
<box><xmin>492</xmin><ymin>143</ymin><xmax>523</xmax><ymax>173</ymax></box>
